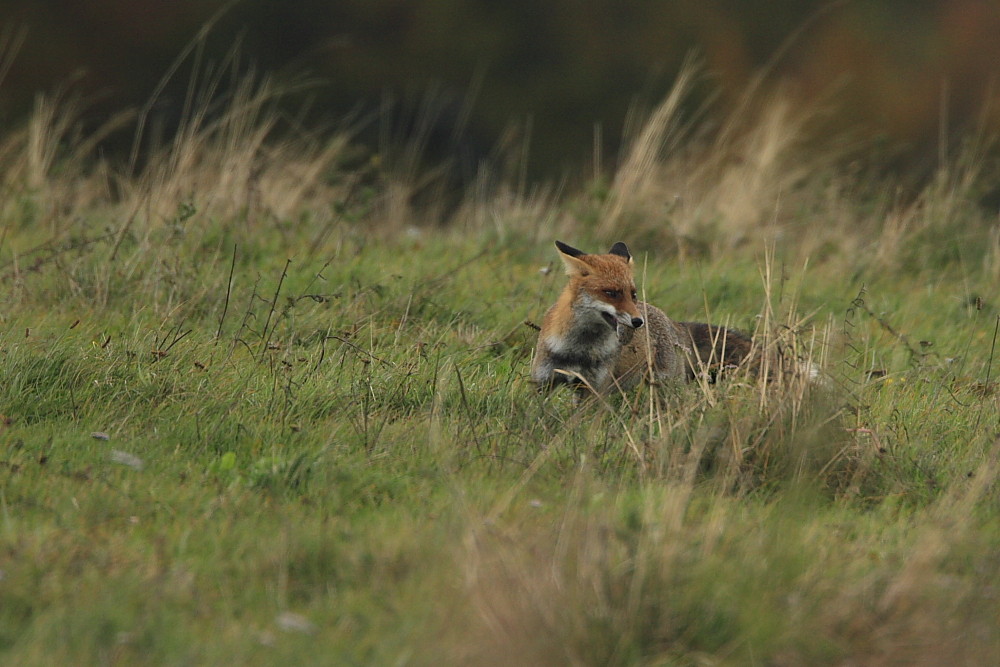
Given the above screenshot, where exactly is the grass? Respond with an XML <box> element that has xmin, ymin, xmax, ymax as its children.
<box><xmin>1</xmin><ymin>67</ymin><xmax>999</xmax><ymax>665</ymax></box>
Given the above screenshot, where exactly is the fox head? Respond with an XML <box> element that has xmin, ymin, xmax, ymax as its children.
<box><xmin>555</xmin><ymin>240</ymin><xmax>644</xmax><ymax>331</ymax></box>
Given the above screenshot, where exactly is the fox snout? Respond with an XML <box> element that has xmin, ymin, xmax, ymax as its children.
<box><xmin>605</xmin><ymin>311</ymin><xmax>644</xmax><ymax>329</ymax></box>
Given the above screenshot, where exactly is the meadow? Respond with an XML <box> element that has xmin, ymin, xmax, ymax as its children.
<box><xmin>1</xmin><ymin>70</ymin><xmax>999</xmax><ymax>665</ymax></box>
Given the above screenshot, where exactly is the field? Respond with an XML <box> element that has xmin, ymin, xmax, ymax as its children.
<box><xmin>2</xmin><ymin>73</ymin><xmax>999</xmax><ymax>665</ymax></box>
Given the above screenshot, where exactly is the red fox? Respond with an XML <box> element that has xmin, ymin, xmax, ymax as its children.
<box><xmin>531</xmin><ymin>240</ymin><xmax>755</xmax><ymax>395</ymax></box>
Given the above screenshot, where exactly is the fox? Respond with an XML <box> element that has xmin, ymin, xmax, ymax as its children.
<box><xmin>531</xmin><ymin>240</ymin><xmax>755</xmax><ymax>395</ymax></box>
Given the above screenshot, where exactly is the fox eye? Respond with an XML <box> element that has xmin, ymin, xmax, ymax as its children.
<box><xmin>630</xmin><ymin>289</ymin><xmax>637</xmax><ymax>300</ymax></box>
<box><xmin>603</xmin><ymin>289</ymin><xmax>621</xmax><ymax>299</ymax></box>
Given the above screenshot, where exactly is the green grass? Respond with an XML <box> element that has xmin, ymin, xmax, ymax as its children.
<box><xmin>1</xmin><ymin>73</ymin><xmax>999</xmax><ymax>665</ymax></box>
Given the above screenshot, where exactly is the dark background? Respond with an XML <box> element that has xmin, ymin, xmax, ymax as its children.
<box><xmin>2</xmin><ymin>0</ymin><xmax>998</xmax><ymax>179</ymax></box>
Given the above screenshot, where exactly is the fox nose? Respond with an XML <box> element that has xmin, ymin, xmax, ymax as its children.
<box><xmin>631</xmin><ymin>317</ymin><xmax>644</xmax><ymax>328</ymax></box>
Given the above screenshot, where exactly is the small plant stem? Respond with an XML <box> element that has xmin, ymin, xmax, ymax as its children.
<box><xmin>215</xmin><ymin>244</ymin><xmax>237</xmax><ymax>343</ymax></box>
<box><xmin>258</xmin><ymin>259</ymin><xmax>291</xmax><ymax>362</ymax></box>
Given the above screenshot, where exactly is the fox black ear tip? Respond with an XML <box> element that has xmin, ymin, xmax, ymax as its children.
<box><xmin>556</xmin><ymin>241</ymin><xmax>586</xmax><ymax>257</ymax></box>
<box><xmin>609</xmin><ymin>242</ymin><xmax>632</xmax><ymax>259</ymax></box>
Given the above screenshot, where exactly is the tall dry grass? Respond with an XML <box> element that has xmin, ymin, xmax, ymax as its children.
<box><xmin>4</xmin><ymin>55</ymin><xmax>996</xmax><ymax>277</ymax></box>
<box><xmin>589</xmin><ymin>64</ymin><xmax>1000</xmax><ymax>289</ymax></box>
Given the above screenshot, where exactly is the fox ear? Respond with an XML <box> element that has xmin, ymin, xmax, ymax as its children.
<box><xmin>555</xmin><ymin>240</ymin><xmax>590</xmax><ymax>277</ymax></box>
<box><xmin>608</xmin><ymin>242</ymin><xmax>632</xmax><ymax>263</ymax></box>
<box><xmin>555</xmin><ymin>240</ymin><xmax>586</xmax><ymax>258</ymax></box>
